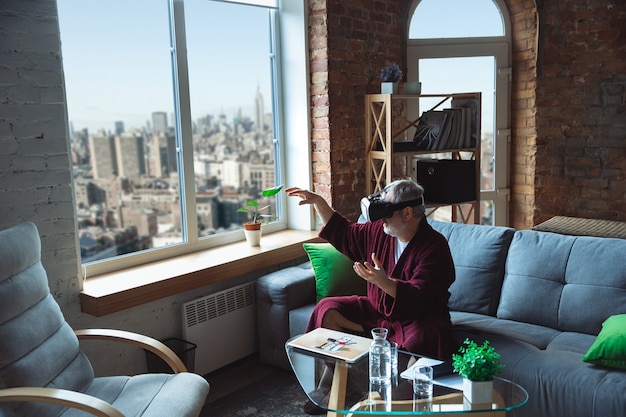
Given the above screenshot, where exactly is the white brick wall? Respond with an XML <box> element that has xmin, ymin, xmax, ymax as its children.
<box><xmin>0</xmin><ymin>0</ymin><xmax>78</xmax><ymax>296</ymax></box>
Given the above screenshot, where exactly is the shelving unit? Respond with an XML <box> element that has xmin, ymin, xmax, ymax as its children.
<box><xmin>364</xmin><ymin>92</ymin><xmax>481</xmax><ymax>224</ymax></box>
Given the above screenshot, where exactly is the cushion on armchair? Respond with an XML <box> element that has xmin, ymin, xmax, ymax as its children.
<box><xmin>303</xmin><ymin>243</ymin><xmax>366</xmax><ymax>302</ymax></box>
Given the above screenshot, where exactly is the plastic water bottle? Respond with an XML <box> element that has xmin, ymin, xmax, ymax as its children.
<box><xmin>369</xmin><ymin>327</ymin><xmax>392</xmax><ymax>384</ymax></box>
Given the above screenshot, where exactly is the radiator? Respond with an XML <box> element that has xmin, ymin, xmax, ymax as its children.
<box><xmin>182</xmin><ymin>282</ymin><xmax>258</xmax><ymax>376</ymax></box>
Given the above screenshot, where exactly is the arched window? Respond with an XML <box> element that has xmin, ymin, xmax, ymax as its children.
<box><xmin>407</xmin><ymin>0</ymin><xmax>511</xmax><ymax>226</ymax></box>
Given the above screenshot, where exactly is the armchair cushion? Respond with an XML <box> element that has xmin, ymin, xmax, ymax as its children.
<box><xmin>303</xmin><ymin>243</ymin><xmax>366</xmax><ymax>302</ymax></box>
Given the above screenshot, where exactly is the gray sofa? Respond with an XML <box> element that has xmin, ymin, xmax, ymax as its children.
<box><xmin>256</xmin><ymin>220</ymin><xmax>626</xmax><ymax>417</ymax></box>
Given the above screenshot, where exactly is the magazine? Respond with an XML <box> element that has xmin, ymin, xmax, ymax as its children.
<box><xmin>287</xmin><ymin>328</ymin><xmax>371</xmax><ymax>363</ymax></box>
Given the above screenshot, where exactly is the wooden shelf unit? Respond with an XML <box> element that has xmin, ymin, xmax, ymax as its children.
<box><xmin>364</xmin><ymin>93</ymin><xmax>481</xmax><ymax>224</ymax></box>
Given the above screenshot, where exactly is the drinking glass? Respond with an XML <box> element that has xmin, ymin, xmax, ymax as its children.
<box><xmin>413</xmin><ymin>365</ymin><xmax>433</xmax><ymax>411</ymax></box>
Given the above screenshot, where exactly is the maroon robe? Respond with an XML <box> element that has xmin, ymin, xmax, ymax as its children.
<box><xmin>306</xmin><ymin>212</ymin><xmax>456</xmax><ymax>360</ymax></box>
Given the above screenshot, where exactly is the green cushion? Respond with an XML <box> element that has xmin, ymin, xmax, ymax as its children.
<box><xmin>303</xmin><ymin>243</ymin><xmax>367</xmax><ymax>303</ymax></box>
<box><xmin>582</xmin><ymin>314</ymin><xmax>626</xmax><ymax>370</ymax></box>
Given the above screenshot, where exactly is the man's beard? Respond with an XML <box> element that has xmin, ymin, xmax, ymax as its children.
<box><xmin>383</xmin><ymin>222</ymin><xmax>397</xmax><ymax>237</ymax></box>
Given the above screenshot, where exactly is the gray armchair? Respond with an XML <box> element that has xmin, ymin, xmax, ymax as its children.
<box><xmin>0</xmin><ymin>222</ymin><xmax>210</xmax><ymax>417</ymax></box>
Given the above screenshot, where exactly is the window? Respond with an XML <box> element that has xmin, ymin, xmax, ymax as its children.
<box><xmin>59</xmin><ymin>0</ymin><xmax>310</xmax><ymax>276</ymax></box>
<box><xmin>407</xmin><ymin>0</ymin><xmax>511</xmax><ymax>226</ymax></box>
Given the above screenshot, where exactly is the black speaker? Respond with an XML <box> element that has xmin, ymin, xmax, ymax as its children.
<box><xmin>415</xmin><ymin>159</ymin><xmax>476</xmax><ymax>204</ymax></box>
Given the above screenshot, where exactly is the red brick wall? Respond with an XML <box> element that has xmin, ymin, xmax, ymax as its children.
<box><xmin>507</xmin><ymin>0</ymin><xmax>539</xmax><ymax>229</ymax></box>
<box><xmin>309</xmin><ymin>0</ymin><xmax>410</xmax><ymax>221</ymax></box>
<box><xmin>311</xmin><ymin>0</ymin><xmax>626</xmax><ymax>228</ymax></box>
<box><xmin>533</xmin><ymin>0</ymin><xmax>626</xmax><ymax>225</ymax></box>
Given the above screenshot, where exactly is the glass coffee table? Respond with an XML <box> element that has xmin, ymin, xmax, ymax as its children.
<box><xmin>286</xmin><ymin>335</ymin><xmax>528</xmax><ymax>416</ymax></box>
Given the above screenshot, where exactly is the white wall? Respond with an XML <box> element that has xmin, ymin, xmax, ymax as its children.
<box><xmin>0</xmin><ymin>0</ymin><xmax>289</xmax><ymax>377</ymax></box>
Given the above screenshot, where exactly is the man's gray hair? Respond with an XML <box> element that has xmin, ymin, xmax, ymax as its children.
<box><xmin>385</xmin><ymin>178</ymin><xmax>426</xmax><ymax>218</ymax></box>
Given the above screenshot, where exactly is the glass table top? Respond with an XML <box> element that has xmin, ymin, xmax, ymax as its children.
<box><xmin>286</xmin><ymin>336</ymin><xmax>528</xmax><ymax>415</ymax></box>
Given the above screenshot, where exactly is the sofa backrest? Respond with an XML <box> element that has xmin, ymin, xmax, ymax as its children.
<box><xmin>497</xmin><ymin>230</ymin><xmax>626</xmax><ymax>335</ymax></box>
<box><xmin>429</xmin><ymin>220</ymin><xmax>515</xmax><ymax>316</ymax></box>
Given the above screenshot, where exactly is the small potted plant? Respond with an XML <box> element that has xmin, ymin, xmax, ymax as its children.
<box><xmin>237</xmin><ymin>185</ymin><xmax>283</xmax><ymax>246</ymax></box>
<box><xmin>452</xmin><ymin>338</ymin><xmax>504</xmax><ymax>403</ymax></box>
<box><xmin>380</xmin><ymin>62</ymin><xmax>402</xmax><ymax>94</ymax></box>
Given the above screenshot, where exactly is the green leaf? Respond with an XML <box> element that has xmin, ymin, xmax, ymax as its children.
<box><xmin>262</xmin><ymin>185</ymin><xmax>283</xmax><ymax>197</ymax></box>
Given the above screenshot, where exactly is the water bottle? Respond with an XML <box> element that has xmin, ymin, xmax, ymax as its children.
<box><xmin>369</xmin><ymin>327</ymin><xmax>392</xmax><ymax>384</ymax></box>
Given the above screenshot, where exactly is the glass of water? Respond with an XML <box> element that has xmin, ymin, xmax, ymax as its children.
<box><xmin>390</xmin><ymin>342</ymin><xmax>398</xmax><ymax>377</ymax></box>
<box><xmin>413</xmin><ymin>365</ymin><xmax>433</xmax><ymax>411</ymax></box>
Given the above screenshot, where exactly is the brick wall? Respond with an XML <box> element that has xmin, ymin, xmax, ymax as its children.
<box><xmin>314</xmin><ymin>0</ymin><xmax>626</xmax><ymax>228</ymax></box>
<box><xmin>309</xmin><ymin>0</ymin><xmax>411</xmax><ymax>220</ymax></box>
<box><xmin>533</xmin><ymin>0</ymin><xmax>626</xmax><ymax>224</ymax></box>
<box><xmin>0</xmin><ymin>0</ymin><xmax>80</xmax><ymax>308</ymax></box>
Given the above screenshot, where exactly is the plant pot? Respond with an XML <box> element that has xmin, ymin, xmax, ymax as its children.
<box><xmin>381</xmin><ymin>82</ymin><xmax>398</xmax><ymax>94</ymax></box>
<box><xmin>243</xmin><ymin>222</ymin><xmax>262</xmax><ymax>246</ymax></box>
<box><xmin>462</xmin><ymin>379</ymin><xmax>493</xmax><ymax>404</ymax></box>
<box><xmin>403</xmin><ymin>81</ymin><xmax>421</xmax><ymax>95</ymax></box>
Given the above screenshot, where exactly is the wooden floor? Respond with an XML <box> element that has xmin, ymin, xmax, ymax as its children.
<box><xmin>202</xmin><ymin>354</ymin><xmax>280</xmax><ymax>404</ymax></box>
<box><xmin>198</xmin><ymin>354</ymin><xmax>310</xmax><ymax>417</ymax></box>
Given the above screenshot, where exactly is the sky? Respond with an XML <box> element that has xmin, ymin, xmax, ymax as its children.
<box><xmin>57</xmin><ymin>0</ymin><xmax>272</xmax><ymax>132</ymax></box>
<box><xmin>57</xmin><ymin>0</ymin><xmax>503</xmax><ymax>134</ymax></box>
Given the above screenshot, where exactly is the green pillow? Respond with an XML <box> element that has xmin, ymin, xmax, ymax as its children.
<box><xmin>582</xmin><ymin>314</ymin><xmax>626</xmax><ymax>370</ymax></box>
<box><xmin>303</xmin><ymin>243</ymin><xmax>367</xmax><ymax>303</ymax></box>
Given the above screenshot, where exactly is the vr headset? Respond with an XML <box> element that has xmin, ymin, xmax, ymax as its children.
<box><xmin>360</xmin><ymin>188</ymin><xmax>424</xmax><ymax>222</ymax></box>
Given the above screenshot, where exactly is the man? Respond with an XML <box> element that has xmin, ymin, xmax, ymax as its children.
<box><xmin>286</xmin><ymin>179</ymin><xmax>456</xmax><ymax>360</ymax></box>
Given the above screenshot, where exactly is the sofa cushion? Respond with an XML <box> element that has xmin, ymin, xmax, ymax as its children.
<box><xmin>546</xmin><ymin>332</ymin><xmax>596</xmax><ymax>356</ymax></box>
<box><xmin>289</xmin><ymin>304</ymin><xmax>316</xmax><ymax>337</ymax></box>
<box><xmin>499</xmin><ymin>231</ymin><xmax>626</xmax><ymax>335</ymax></box>
<box><xmin>559</xmin><ymin>237</ymin><xmax>626</xmax><ymax>334</ymax></box>
<box><xmin>510</xmin><ymin>348</ymin><xmax>623</xmax><ymax>417</ymax></box>
<box><xmin>451</xmin><ymin>311</ymin><xmax>560</xmax><ymax>350</ymax></box>
<box><xmin>429</xmin><ymin>220</ymin><xmax>514</xmax><ymax>316</ymax></box>
<box><xmin>303</xmin><ymin>243</ymin><xmax>366</xmax><ymax>302</ymax></box>
<box><xmin>582</xmin><ymin>314</ymin><xmax>626</xmax><ymax>370</ymax></box>
<box><xmin>497</xmin><ymin>230</ymin><xmax>575</xmax><ymax>328</ymax></box>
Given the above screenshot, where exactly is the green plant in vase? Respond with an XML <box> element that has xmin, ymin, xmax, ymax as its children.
<box><xmin>452</xmin><ymin>338</ymin><xmax>504</xmax><ymax>403</ymax></box>
<box><xmin>237</xmin><ymin>184</ymin><xmax>284</xmax><ymax>224</ymax></box>
<box><xmin>380</xmin><ymin>62</ymin><xmax>403</xmax><ymax>94</ymax></box>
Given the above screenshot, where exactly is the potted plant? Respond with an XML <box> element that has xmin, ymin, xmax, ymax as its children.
<box><xmin>452</xmin><ymin>338</ymin><xmax>504</xmax><ymax>403</ymax></box>
<box><xmin>380</xmin><ymin>62</ymin><xmax>402</xmax><ymax>94</ymax></box>
<box><xmin>237</xmin><ymin>185</ymin><xmax>283</xmax><ymax>246</ymax></box>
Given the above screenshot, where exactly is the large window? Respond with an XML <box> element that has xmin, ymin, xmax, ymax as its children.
<box><xmin>407</xmin><ymin>0</ymin><xmax>511</xmax><ymax>226</ymax></box>
<box><xmin>58</xmin><ymin>0</ymin><xmax>307</xmax><ymax>275</ymax></box>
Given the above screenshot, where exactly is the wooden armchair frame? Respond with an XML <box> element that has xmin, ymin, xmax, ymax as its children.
<box><xmin>0</xmin><ymin>328</ymin><xmax>190</xmax><ymax>417</ymax></box>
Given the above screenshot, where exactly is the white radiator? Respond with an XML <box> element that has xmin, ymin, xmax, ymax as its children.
<box><xmin>182</xmin><ymin>282</ymin><xmax>258</xmax><ymax>376</ymax></box>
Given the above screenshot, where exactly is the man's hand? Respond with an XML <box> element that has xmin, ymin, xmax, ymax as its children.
<box><xmin>353</xmin><ymin>253</ymin><xmax>397</xmax><ymax>298</ymax></box>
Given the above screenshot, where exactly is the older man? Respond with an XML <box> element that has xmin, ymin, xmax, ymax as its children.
<box><xmin>286</xmin><ymin>179</ymin><xmax>456</xmax><ymax>360</ymax></box>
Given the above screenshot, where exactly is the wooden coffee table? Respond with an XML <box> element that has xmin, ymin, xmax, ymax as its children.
<box><xmin>286</xmin><ymin>334</ymin><xmax>527</xmax><ymax>416</ymax></box>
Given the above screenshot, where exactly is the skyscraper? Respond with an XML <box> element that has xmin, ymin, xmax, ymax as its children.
<box><xmin>114</xmin><ymin>121</ymin><xmax>124</xmax><ymax>135</ymax></box>
<box><xmin>254</xmin><ymin>86</ymin><xmax>264</xmax><ymax>132</ymax></box>
<box><xmin>89</xmin><ymin>134</ymin><xmax>117</xmax><ymax>179</ymax></box>
<box><xmin>115</xmin><ymin>133</ymin><xmax>146</xmax><ymax>183</ymax></box>
<box><xmin>152</xmin><ymin>111</ymin><xmax>168</xmax><ymax>134</ymax></box>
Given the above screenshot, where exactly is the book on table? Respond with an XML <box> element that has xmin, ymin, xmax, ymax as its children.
<box><xmin>287</xmin><ymin>327</ymin><xmax>371</xmax><ymax>363</ymax></box>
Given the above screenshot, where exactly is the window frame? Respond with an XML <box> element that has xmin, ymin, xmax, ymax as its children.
<box><xmin>78</xmin><ymin>0</ymin><xmax>312</xmax><ymax>279</ymax></box>
<box><xmin>406</xmin><ymin>0</ymin><xmax>512</xmax><ymax>226</ymax></box>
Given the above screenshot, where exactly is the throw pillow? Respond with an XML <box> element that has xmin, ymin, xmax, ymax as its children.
<box><xmin>303</xmin><ymin>243</ymin><xmax>367</xmax><ymax>303</ymax></box>
<box><xmin>582</xmin><ymin>314</ymin><xmax>626</xmax><ymax>370</ymax></box>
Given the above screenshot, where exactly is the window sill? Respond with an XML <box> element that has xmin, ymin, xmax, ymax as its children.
<box><xmin>80</xmin><ymin>229</ymin><xmax>323</xmax><ymax>317</ymax></box>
